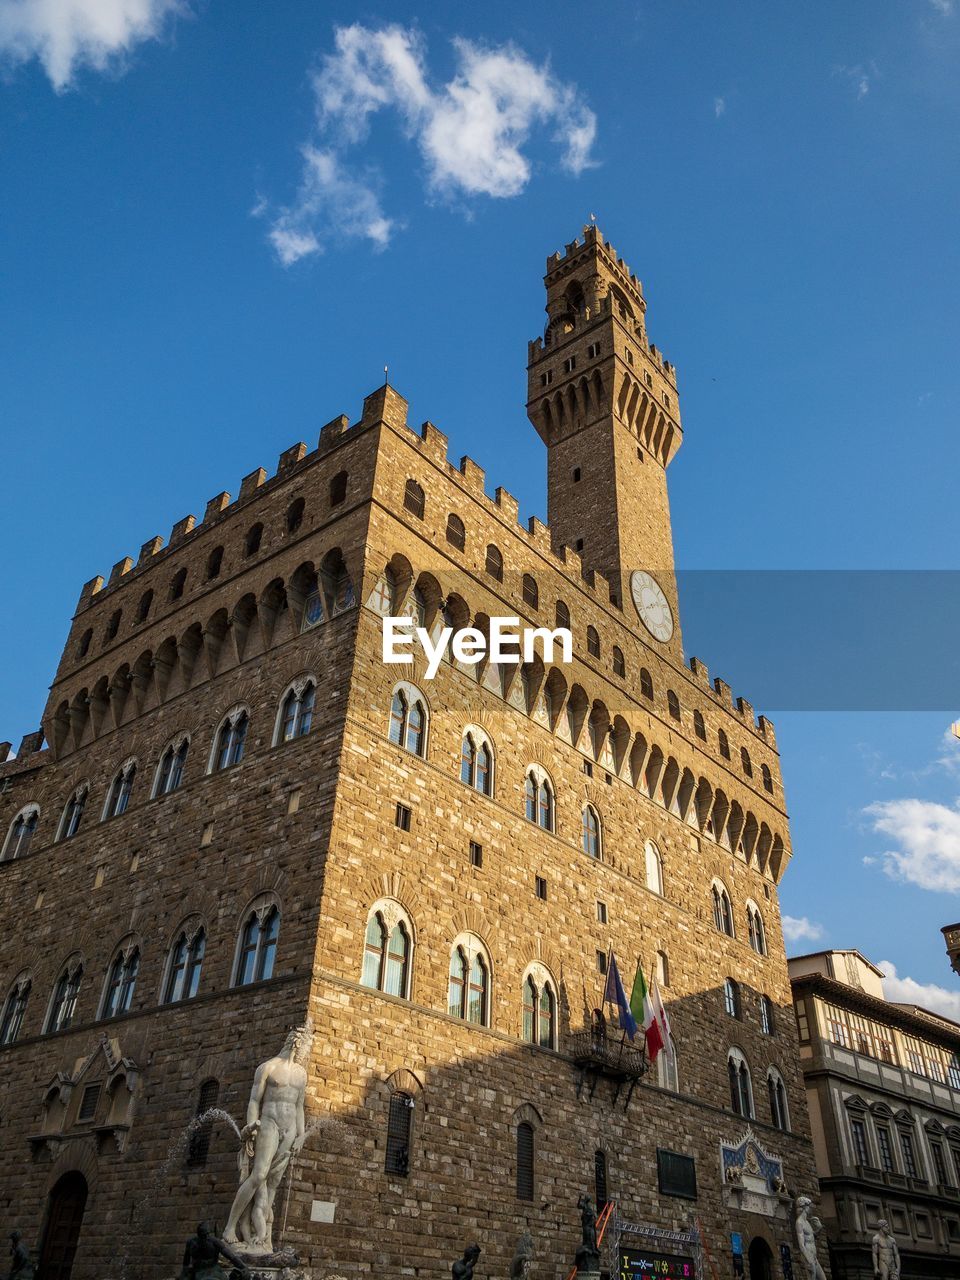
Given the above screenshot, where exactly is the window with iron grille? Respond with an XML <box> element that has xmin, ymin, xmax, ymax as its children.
<box><xmin>594</xmin><ymin>1149</ymin><xmax>608</xmax><ymax>1208</ymax></box>
<box><xmin>187</xmin><ymin>1079</ymin><xmax>220</xmax><ymax>1166</ymax></box>
<box><xmin>385</xmin><ymin>1092</ymin><xmax>413</xmax><ymax>1175</ymax></box>
<box><xmin>516</xmin><ymin>1122</ymin><xmax>535</xmax><ymax>1200</ymax></box>
<box><xmin>657</xmin><ymin>1148</ymin><xmax>697</xmax><ymax>1199</ymax></box>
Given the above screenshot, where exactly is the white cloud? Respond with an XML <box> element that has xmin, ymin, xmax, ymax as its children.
<box><xmin>266</xmin><ymin>23</ymin><xmax>596</xmax><ymax>262</ymax></box>
<box><xmin>865</xmin><ymin>796</ymin><xmax>960</xmax><ymax>892</ymax></box>
<box><xmin>834</xmin><ymin>62</ymin><xmax>876</xmax><ymax>100</ymax></box>
<box><xmin>782</xmin><ymin>915</ymin><xmax>825</xmax><ymax>944</ymax></box>
<box><xmin>713</xmin><ymin>96</ymin><xmax>726</xmax><ymax>118</ymax></box>
<box><xmin>929</xmin><ymin>0</ymin><xmax>954</xmax><ymax>15</ymax></box>
<box><xmin>878</xmin><ymin>961</ymin><xmax>960</xmax><ymax>1020</ymax></box>
<box><xmin>0</xmin><ymin>0</ymin><xmax>184</xmax><ymax>91</ymax></box>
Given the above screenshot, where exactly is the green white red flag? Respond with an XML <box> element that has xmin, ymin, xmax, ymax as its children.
<box><xmin>629</xmin><ymin>960</ymin><xmax>665</xmax><ymax>1062</ymax></box>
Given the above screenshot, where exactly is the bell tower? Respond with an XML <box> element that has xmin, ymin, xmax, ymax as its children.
<box><xmin>526</xmin><ymin>224</ymin><xmax>683</xmax><ymax>657</ymax></box>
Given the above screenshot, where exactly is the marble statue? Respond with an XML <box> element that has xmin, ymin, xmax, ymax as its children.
<box><xmin>795</xmin><ymin>1197</ymin><xmax>826</xmax><ymax>1280</ymax></box>
<box><xmin>179</xmin><ymin>1222</ymin><xmax>250</xmax><ymax>1280</ymax></box>
<box><xmin>510</xmin><ymin>1231</ymin><xmax>534</xmax><ymax>1280</ymax></box>
<box><xmin>452</xmin><ymin>1244</ymin><xmax>481</xmax><ymax>1280</ymax></box>
<box><xmin>872</xmin><ymin>1220</ymin><xmax>900</xmax><ymax>1280</ymax></box>
<box><xmin>7</xmin><ymin>1232</ymin><xmax>33</xmax><ymax>1280</ymax></box>
<box><xmin>223</xmin><ymin>1022</ymin><xmax>314</xmax><ymax>1255</ymax></box>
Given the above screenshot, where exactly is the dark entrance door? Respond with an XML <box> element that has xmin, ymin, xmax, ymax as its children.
<box><xmin>747</xmin><ymin>1237</ymin><xmax>774</xmax><ymax>1280</ymax></box>
<box><xmin>38</xmin><ymin>1171</ymin><xmax>88</xmax><ymax>1280</ymax></box>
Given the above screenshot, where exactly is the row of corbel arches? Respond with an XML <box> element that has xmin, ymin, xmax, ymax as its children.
<box><xmin>48</xmin><ymin>548</ymin><xmax>357</xmax><ymax>758</ymax></box>
<box><xmin>368</xmin><ymin>556</ymin><xmax>786</xmax><ymax>881</ymax></box>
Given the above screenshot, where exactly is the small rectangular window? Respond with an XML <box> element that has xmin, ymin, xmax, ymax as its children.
<box><xmin>596</xmin><ymin>901</ymin><xmax>608</xmax><ymax>924</ymax></box>
<box><xmin>395</xmin><ymin>803</ymin><xmax>411</xmax><ymax>832</ymax></box>
<box><xmin>597</xmin><ymin>950</ymin><xmax>607</xmax><ymax>975</ymax></box>
<box><xmin>78</xmin><ymin>1083</ymin><xmax>101</xmax><ymax>1122</ymax></box>
<box><xmin>385</xmin><ymin>1093</ymin><xmax>413</xmax><ymax>1176</ymax></box>
<box><xmin>583</xmin><ymin>760</ymin><xmax>593</xmax><ymax>777</ymax></box>
<box><xmin>287</xmin><ymin>787</ymin><xmax>302</xmax><ymax>815</ymax></box>
<box><xmin>587</xmin><ymin>342</ymin><xmax>601</xmax><ymax>359</ymax></box>
<box><xmin>575</xmin><ymin>538</ymin><xmax>584</xmax><ymax>552</ymax></box>
<box><xmin>470</xmin><ymin>841</ymin><xmax>483</xmax><ymax>868</ymax></box>
<box><xmin>535</xmin><ymin>875</ymin><xmax>547</xmax><ymax>901</ymax></box>
<box><xmin>657</xmin><ymin>1149</ymin><xmax>697</xmax><ymax>1200</ymax></box>
<box><xmin>626</xmin><ymin>349</ymin><xmax>634</xmax><ymax>365</ymax></box>
<box><xmin>605</xmin><ymin>773</ymin><xmax>613</xmax><ymax>785</ymax></box>
<box><xmin>573</xmin><ymin>467</ymin><xmax>582</xmax><ymax>482</ymax></box>
<box><xmin>563</xmin><ymin>356</ymin><xmax>576</xmax><ymax>373</ymax></box>
<box><xmin>200</xmin><ymin>822</ymin><xmax>214</xmax><ymax>848</ymax></box>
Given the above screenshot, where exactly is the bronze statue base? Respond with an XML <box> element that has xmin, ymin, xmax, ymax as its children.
<box><xmin>233</xmin><ymin>1246</ymin><xmax>308</xmax><ymax>1280</ymax></box>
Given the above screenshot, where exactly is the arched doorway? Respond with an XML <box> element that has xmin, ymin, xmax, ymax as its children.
<box><xmin>38</xmin><ymin>1171</ymin><xmax>88</xmax><ymax>1280</ymax></box>
<box><xmin>747</xmin><ymin>1236</ymin><xmax>774</xmax><ymax>1280</ymax></box>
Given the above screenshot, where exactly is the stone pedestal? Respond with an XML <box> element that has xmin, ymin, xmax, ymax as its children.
<box><xmin>234</xmin><ymin>1245</ymin><xmax>309</xmax><ymax>1280</ymax></box>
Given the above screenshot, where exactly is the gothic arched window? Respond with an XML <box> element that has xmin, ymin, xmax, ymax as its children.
<box><xmin>712</xmin><ymin>882</ymin><xmax>734</xmax><ymax>937</ymax></box>
<box><xmin>155</xmin><ymin>739</ymin><xmax>189</xmax><ymax>797</ymax></box>
<box><xmin>389</xmin><ymin>685</ymin><xmax>428</xmax><ymax>757</ymax></box>
<box><xmin>768</xmin><ymin>1068</ymin><xmax>789</xmax><ymax>1131</ymax></box>
<box><xmin>102</xmin><ymin>946</ymin><xmax>140</xmax><ymax>1019</ymax></box>
<box><xmin>277</xmin><ymin>681</ymin><xmax>316</xmax><ymax>743</ymax></box>
<box><xmin>361</xmin><ymin>905</ymin><xmax>412</xmax><ymax>999</ymax></box>
<box><xmin>234</xmin><ymin>907</ymin><xmax>279</xmax><ymax>986</ymax></box>
<box><xmin>460</xmin><ymin>730</ymin><xmax>493</xmax><ymax>796</ymax></box>
<box><xmin>2</xmin><ymin>805</ymin><xmax>39</xmax><ymax>860</ymax></box>
<box><xmin>582</xmin><ymin>805</ymin><xmax>601</xmax><ymax>859</ymax></box>
<box><xmin>728</xmin><ymin>1049</ymin><xmax>754</xmax><ymax>1118</ymax></box>
<box><xmin>522</xmin><ymin>970</ymin><xmax>557</xmax><ymax>1049</ymax></box>
<box><xmin>212</xmin><ymin>709</ymin><xmax>249</xmax><ymax>772</ymax></box>
<box><xmin>103</xmin><ymin>761</ymin><xmax>136</xmax><ymax>820</ymax></box>
<box><xmin>760</xmin><ymin>994</ymin><xmax>775</xmax><ymax>1036</ymax></box>
<box><xmin>164</xmin><ymin>928</ymin><xmax>206</xmax><ymax>1003</ymax></box>
<box><xmin>724</xmin><ymin>977</ymin><xmax>742</xmax><ymax>1020</ymax></box>
<box><xmin>46</xmin><ymin>961</ymin><xmax>82</xmax><ymax>1033</ymax></box>
<box><xmin>747</xmin><ymin>903</ymin><xmax>767</xmax><ymax>956</ymax></box>
<box><xmin>645</xmin><ymin>841</ymin><xmax>664</xmax><ymax>895</ymax></box>
<box><xmin>525</xmin><ymin>767</ymin><xmax>554</xmax><ymax>831</ymax></box>
<box><xmin>448</xmin><ymin>936</ymin><xmax>490</xmax><ymax>1026</ymax></box>
<box><xmin>0</xmin><ymin>976</ymin><xmax>30</xmax><ymax>1045</ymax></box>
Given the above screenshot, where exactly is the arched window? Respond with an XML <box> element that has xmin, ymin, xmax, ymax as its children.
<box><xmin>521</xmin><ymin>969</ymin><xmax>557</xmax><ymax>1049</ymax></box>
<box><xmin>212</xmin><ymin>708</ymin><xmax>249</xmax><ymax>772</ymax></box>
<box><xmin>612</xmin><ymin>646</ymin><xmax>626</xmax><ymax>678</ymax></box>
<box><xmin>761</xmin><ymin>763</ymin><xmax>773</xmax><ymax>794</ymax></box>
<box><xmin>724</xmin><ymin>978</ymin><xmax>742</xmax><ymax>1020</ymax></box>
<box><xmin>760</xmin><ymin>994</ymin><xmax>775</xmax><ymax>1036</ymax></box>
<box><xmin>728</xmin><ymin>1049</ymin><xmax>754</xmax><ymax>1118</ymax></box>
<box><xmin>741</xmin><ymin>747</ymin><xmax>753</xmax><ymax>777</ymax></box>
<box><xmin>155</xmin><ymin>738</ymin><xmax>189</xmax><ymax>797</ymax></box>
<box><xmin>136</xmin><ymin>589</ymin><xmax>153</xmax><ymax>623</ymax></box>
<box><xmin>187</xmin><ymin>1078</ymin><xmax>220</xmax><ymax>1166</ymax></box>
<box><xmin>329</xmin><ymin>470</ymin><xmax>348</xmax><ymax>506</ymax></box>
<box><xmin>234</xmin><ymin>906</ymin><xmax>280</xmax><ymax>986</ymax></box>
<box><xmin>46</xmin><ymin>961</ymin><xmax>82</xmax><ymax>1033</ymax></box>
<box><xmin>448</xmin><ymin>936</ymin><xmax>490</xmax><ymax>1026</ymax></box>
<box><xmin>244</xmin><ymin>523</ymin><xmax>263</xmax><ymax>556</ymax></box>
<box><xmin>58</xmin><ymin>787</ymin><xmax>87</xmax><ymax>841</ymax></box>
<box><xmin>105</xmin><ymin>609</ymin><xmax>122</xmax><ymax>641</ymax></box>
<box><xmin>169</xmin><ymin>567</ymin><xmax>187</xmax><ymax>600</ymax></box>
<box><xmin>640</xmin><ymin>668</ymin><xmax>654</xmax><ymax>700</ymax></box>
<box><xmin>582</xmin><ymin>805</ymin><xmax>601</xmax><ymax>859</ymax></box>
<box><xmin>768</xmin><ymin>1068</ymin><xmax>789</xmax><ymax>1131</ymax></box>
<box><xmin>556</xmin><ymin>600</ymin><xmax>571</xmax><ymax>631</ymax></box>
<box><xmin>586</xmin><ymin>626</ymin><xmax>601</xmax><ymax>658</ymax></box>
<box><xmin>693</xmin><ymin>710</ymin><xmax>706</xmax><ymax>740</ymax></box>
<box><xmin>658</xmin><ymin>1038</ymin><xmax>680</xmax><ymax>1092</ymax></box>
<box><xmin>667</xmin><ymin>690</ymin><xmax>681</xmax><ymax>721</ymax></box>
<box><xmin>206</xmin><ymin>546</ymin><xmax>224</xmax><ymax>580</ymax></box>
<box><xmin>361</xmin><ymin>904</ymin><xmax>412</xmax><ymax>999</ymax></box>
<box><xmin>102</xmin><ymin>945</ymin><xmax>140</xmax><ymax>1019</ymax></box>
<box><xmin>712</xmin><ymin>882</ymin><xmax>734</xmax><ymax>937</ymax></box>
<box><xmin>446</xmin><ymin>513</ymin><xmax>466</xmax><ymax>550</ymax></box>
<box><xmin>656</xmin><ymin>950</ymin><xmax>670</xmax><ymax>988</ymax></box>
<box><xmin>0</xmin><ymin>976</ymin><xmax>30</xmax><ymax>1045</ymax></box>
<box><xmin>3</xmin><ymin>805</ymin><xmax>39</xmax><ymax>860</ymax></box>
<box><xmin>718</xmin><ymin>729</ymin><xmax>731</xmax><ymax>759</ymax></box>
<box><xmin>516</xmin><ymin>1121</ymin><xmax>535</xmax><ymax>1200</ymax></box>
<box><xmin>524</xmin><ymin>767</ymin><xmax>554</xmax><ymax>831</ymax></box>
<box><xmin>103</xmin><ymin>761</ymin><xmax>136</xmax><ymax>820</ymax></box>
<box><xmin>78</xmin><ymin>628</ymin><xmax>93</xmax><ymax>658</ymax></box>
<box><xmin>747</xmin><ymin>903</ymin><xmax>767</xmax><ymax>956</ymax></box>
<box><xmin>277</xmin><ymin>680</ymin><xmax>316</xmax><ymax>743</ymax></box>
<box><xmin>460</xmin><ymin>729</ymin><xmax>493</xmax><ymax>795</ymax></box>
<box><xmin>485</xmin><ymin>544</ymin><xmax>503</xmax><ymax>582</ymax></box>
<box><xmin>388</xmin><ymin>684</ymin><xmax>427</xmax><ymax>757</ymax></box>
<box><xmin>645</xmin><ymin>841</ymin><xmax>664</xmax><ymax>894</ymax></box>
<box><xmin>164</xmin><ymin>928</ymin><xmax>205</xmax><ymax>1003</ymax></box>
<box><xmin>595</xmin><ymin>1150</ymin><xmax>609</xmax><ymax>1208</ymax></box>
<box><xmin>522</xmin><ymin>574</ymin><xmax>539</xmax><ymax>610</ymax></box>
<box><xmin>287</xmin><ymin>497</ymin><xmax>305</xmax><ymax>533</ymax></box>
<box><xmin>403</xmin><ymin>479</ymin><xmax>425</xmax><ymax>519</ymax></box>
<box><xmin>385</xmin><ymin>1091</ymin><xmax>414</xmax><ymax>1175</ymax></box>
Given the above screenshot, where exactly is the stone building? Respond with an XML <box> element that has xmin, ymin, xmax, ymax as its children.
<box><xmin>789</xmin><ymin>949</ymin><xmax>960</xmax><ymax>1278</ymax></box>
<box><xmin>0</xmin><ymin>225</ymin><xmax>825</xmax><ymax>1280</ymax></box>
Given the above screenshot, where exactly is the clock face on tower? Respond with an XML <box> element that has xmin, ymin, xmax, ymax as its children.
<box><xmin>630</xmin><ymin>571</ymin><xmax>674</xmax><ymax>643</ymax></box>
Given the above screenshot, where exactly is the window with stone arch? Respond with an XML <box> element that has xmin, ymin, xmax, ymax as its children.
<box><xmin>645</xmin><ymin>840</ymin><xmax>664</xmax><ymax>895</ymax></box>
<box><xmin>153</xmin><ymin>735</ymin><xmax>189</xmax><ymax>798</ymax></box>
<box><xmin>556</xmin><ymin>599</ymin><xmax>571</xmax><ymax>631</ymax></box>
<box><xmin>2</xmin><ymin>803</ymin><xmax>39</xmax><ymax>861</ymax></box>
<box><xmin>446</xmin><ymin>513</ymin><xmax>466</xmax><ymax>551</ymax></box>
<box><xmin>485</xmin><ymin>543</ymin><xmax>504</xmax><ymax>582</ymax></box>
<box><xmin>586</xmin><ymin>625</ymin><xmax>601</xmax><ymax>658</ymax></box>
<box><xmin>163</xmin><ymin>921</ymin><xmax>206</xmax><ymax>1004</ymax></box>
<box><xmin>384</xmin><ymin>1072</ymin><xmax>420</xmax><ymax>1176</ymax></box>
<box><xmin>640</xmin><ymin>667</ymin><xmax>654</xmax><ymax>700</ymax></box>
<box><xmin>403</xmin><ymin>479</ymin><xmax>425</xmax><ymax>519</ymax></box>
<box><xmin>761</xmin><ymin>763</ymin><xmax>774</xmax><ymax>794</ymax></box>
<box><xmin>760</xmin><ymin>994</ymin><xmax>776</xmax><ymax>1036</ymax></box>
<box><xmin>513</xmin><ymin>1104</ymin><xmax>541</xmax><ymax>1202</ymax></box>
<box><xmin>460</xmin><ymin>726</ymin><xmax>494</xmax><ymax>796</ymax></box>
<box><xmin>524</xmin><ymin>765</ymin><xmax>555</xmax><ymax>832</ymax></box>
<box><xmin>582</xmin><ymin>804</ymin><xmax>602</xmax><ymax>859</ymax></box>
<box><xmin>0</xmin><ymin>972</ymin><xmax>31</xmax><ymax>1046</ymax></box>
<box><xmin>448</xmin><ymin>933</ymin><xmax>491</xmax><ymax>1026</ymax></box>
<box><xmin>245</xmin><ymin>522</ymin><xmax>264</xmax><ymax>557</ymax></box>
<box><xmin>746</xmin><ymin>901</ymin><xmax>767</xmax><ymax>956</ymax></box>
<box><xmin>767</xmin><ymin>1067</ymin><xmax>790</xmax><ymax>1131</ymax></box>
<box><xmin>275</xmin><ymin>677</ymin><xmax>316</xmax><ymax>745</ymax></box>
<box><xmin>361</xmin><ymin>900</ymin><xmax>413</xmax><ymax>999</ymax></box>
<box><xmin>233</xmin><ymin>901</ymin><xmax>280</xmax><ymax>987</ymax></box>
<box><xmin>102</xmin><ymin>758</ymin><xmax>137</xmax><ymax>820</ymax></box>
<box><xmin>45</xmin><ymin>955</ymin><xmax>83</xmax><ymax>1034</ymax></box>
<box><xmin>723</xmin><ymin>977</ymin><xmax>742</xmax><ymax>1020</ymax></box>
<box><xmin>612</xmin><ymin>646</ymin><xmax>626</xmax><ymax>678</ymax></box>
<box><xmin>388</xmin><ymin>682</ymin><xmax>428</xmax><ymax>757</ymax></box>
<box><xmin>728</xmin><ymin>1048</ymin><xmax>754</xmax><ymax>1118</ymax></box>
<box><xmin>209</xmin><ymin>706</ymin><xmax>250</xmax><ymax>773</ymax></box>
<box><xmin>656</xmin><ymin>950</ymin><xmax>670</xmax><ymax>989</ymax></box>
<box><xmin>712</xmin><ymin>880</ymin><xmax>735</xmax><ymax>937</ymax></box>
<box><xmin>521</xmin><ymin>963</ymin><xmax>558</xmax><ymax>1049</ymax></box>
<box><xmin>658</xmin><ymin>1037</ymin><xmax>680</xmax><ymax>1092</ymax></box>
<box><xmin>522</xmin><ymin>574</ymin><xmax>539</xmax><ymax>610</ymax></box>
<box><xmin>101</xmin><ymin>938</ymin><xmax>141</xmax><ymax>1019</ymax></box>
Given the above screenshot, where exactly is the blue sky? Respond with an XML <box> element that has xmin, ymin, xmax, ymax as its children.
<box><xmin>2</xmin><ymin>0</ymin><xmax>959</xmax><ymax>1012</ymax></box>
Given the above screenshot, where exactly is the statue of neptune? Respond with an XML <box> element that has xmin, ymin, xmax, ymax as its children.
<box><xmin>223</xmin><ymin>1023</ymin><xmax>313</xmax><ymax>1255</ymax></box>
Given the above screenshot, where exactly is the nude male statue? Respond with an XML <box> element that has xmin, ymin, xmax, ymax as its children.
<box><xmin>222</xmin><ymin>1023</ymin><xmax>313</xmax><ymax>1254</ymax></box>
<box><xmin>795</xmin><ymin>1196</ymin><xmax>827</xmax><ymax>1280</ymax></box>
<box><xmin>872</xmin><ymin>1220</ymin><xmax>900</xmax><ymax>1280</ymax></box>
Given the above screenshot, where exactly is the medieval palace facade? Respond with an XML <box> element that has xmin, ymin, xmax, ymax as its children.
<box><xmin>0</xmin><ymin>226</ymin><xmax>825</xmax><ymax>1280</ymax></box>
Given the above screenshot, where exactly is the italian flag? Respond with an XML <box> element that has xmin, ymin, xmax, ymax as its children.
<box><xmin>629</xmin><ymin>961</ymin><xmax>665</xmax><ymax>1063</ymax></box>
